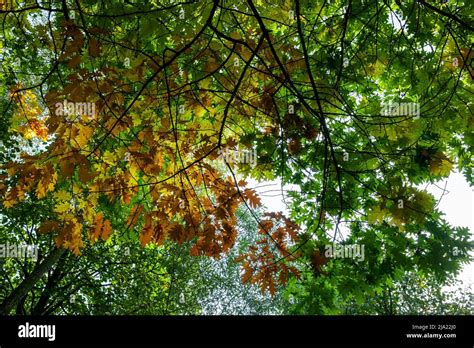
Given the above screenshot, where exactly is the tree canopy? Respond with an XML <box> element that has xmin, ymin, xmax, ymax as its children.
<box><xmin>0</xmin><ymin>0</ymin><xmax>473</xmax><ymax>314</ymax></box>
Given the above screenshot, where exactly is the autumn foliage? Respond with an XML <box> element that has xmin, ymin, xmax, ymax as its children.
<box><xmin>0</xmin><ymin>0</ymin><xmax>473</xmax><ymax>299</ymax></box>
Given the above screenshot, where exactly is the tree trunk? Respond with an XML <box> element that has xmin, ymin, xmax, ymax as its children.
<box><xmin>0</xmin><ymin>247</ymin><xmax>66</xmax><ymax>315</ymax></box>
<box><xmin>31</xmin><ymin>251</ymin><xmax>68</xmax><ymax>315</ymax></box>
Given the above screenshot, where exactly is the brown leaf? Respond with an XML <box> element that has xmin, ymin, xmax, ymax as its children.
<box><xmin>38</xmin><ymin>220</ymin><xmax>60</xmax><ymax>234</ymax></box>
<box><xmin>244</xmin><ymin>188</ymin><xmax>261</xmax><ymax>208</ymax></box>
<box><xmin>310</xmin><ymin>250</ymin><xmax>329</xmax><ymax>275</ymax></box>
<box><xmin>242</xmin><ymin>266</ymin><xmax>253</xmax><ymax>284</ymax></box>
<box><xmin>279</xmin><ymin>266</ymin><xmax>289</xmax><ymax>285</ymax></box>
<box><xmin>67</xmin><ymin>54</ymin><xmax>81</xmax><ymax>68</ymax></box>
<box><xmin>59</xmin><ymin>157</ymin><xmax>75</xmax><ymax>178</ymax></box>
<box><xmin>89</xmin><ymin>38</ymin><xmax>101</xmax><ymax>57</ymax></box>
<box><xmin>168</xmin><ymin>223</ymin><xmax>184</xmax><ymax>243</ymax></box>
<box><xmin>189</xmin><ymin>245</ymin><xmax>200</xmax><ymax>256</ymax></box>
<box><xmin>78</xmin><ymin>165</ymin><xmax>96</xmax><ymax>183</ymax></box>
<box><xmin>126</xmin><ymin>205</ymin><xmax>143</xmax><ymax>229</ymax></box>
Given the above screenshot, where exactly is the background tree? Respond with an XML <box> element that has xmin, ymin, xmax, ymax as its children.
<box><xmin>341</xmin><ymin>273</ymin><xmax>474</xmax><ymax>315</ymax></box>
<box><xmin>0</xmin><ymin>183</ymin><xmax>284</xmax><ymax>314</ymax></box>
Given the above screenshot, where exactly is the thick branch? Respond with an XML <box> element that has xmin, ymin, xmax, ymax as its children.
<box><xmin>0</xmin><ymin>248</ymin><xmax>66</xmax><ymax>315</ymax></box>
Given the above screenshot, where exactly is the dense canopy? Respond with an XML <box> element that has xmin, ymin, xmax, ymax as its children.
<box><xmin>0</xmin><ymin>0</ymin><xmax>472</xmax><ymax>314</ymax></box>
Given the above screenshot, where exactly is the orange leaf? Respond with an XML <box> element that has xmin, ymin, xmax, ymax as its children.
<box><xmin>242</xmin><ymin>266</ymin><xmax>253</xmax><ymax>284</ymax></box>
<box><xmin>90</xmin><ymin>213</ymin><xmax>103</xmax><ymax>242</ymax></box>
<box><xmin>189</xmin><ymin>245</ymin><xmax>200</xmax><ymax>256</ymax></box>
<box><xmin>102</xmin><ymin>219</ymin><xmax>112</xmax><ymax>240</ymax></box>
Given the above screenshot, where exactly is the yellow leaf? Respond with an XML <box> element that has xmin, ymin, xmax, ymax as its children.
<box><xmin>77</xmin><ymin>197</ymin><xmax>87</xmax><ymax>210</ymax></box>
<box><xmin>54</xmin><ymin>202</ymin><xmax>70</xmax><ymax>214</ymax></box>
<box><xmin>368</xmin><ymin>205</ymin><xmax>386</xmax><ymax>225</ymax></box>
<box><xmin>131</xmin><ymin>113</ymin><xmax>142</xmax><ymax>127</ymax></box>
<box><xmin>36</xmin><ymin>182</ymin><xmax>47</xmax><ymax>199</ymax></box>
<box><xmin>3</xmin><ymin>186</ymin><xmax>21</xmax><ymax>208</ymax></box>
<box><xmin>54</xmin><ymin>190</ymin><xmax>71</xmax><ymax>201</ymax></box>
<box><xmin>36</xmin><ymin>164</ymin><xmax>57</xmax><ymax>198</ymax></box>
<box><xmin>103</xmin><ymin>151</ymin><xmax>115</xmax><ymax>165</ymax></box>
<box><xmin>429</xmin><ymin>153</ymin><xmax>453</xmax><ymax>177</ymax></box>
<box><xmin>367</xmin><ymin>60</ymin><xmax>385</xmax><ymax>78</ymax></box>
<box><xmin>3</xmin><ymin>197</ymin><xmax>16</xmax><ymax>208</ymax></box>
<box><xmin>74</xmin><ymin>125</ymin><xmax>94</xmax><ymax>148</ymax></box>
<box><xmin>413</xmin><ymin>190</ymin><xmax>435</xmax><ymax>213</ymax></box>
<box><xmin>194</xmin><ymin>104</ymin><xmax>206</xmax><ymax>118</ymax></box>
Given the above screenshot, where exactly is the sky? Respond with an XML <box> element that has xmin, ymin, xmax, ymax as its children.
<box><xmin>248</xmin><ymin>171</ymin><xmax>474</xmax><ymax>287</ymax></box>
<box><xmin>425</xmin><ymin>171</ymin><xmax>474</xmax><ymax>286</ymax></box>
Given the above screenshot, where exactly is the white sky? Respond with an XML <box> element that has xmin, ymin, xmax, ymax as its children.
<box><xmin>425</xmin><ymin>172</ymin><xmax>474</xmax><ymax>286</ymax></box>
